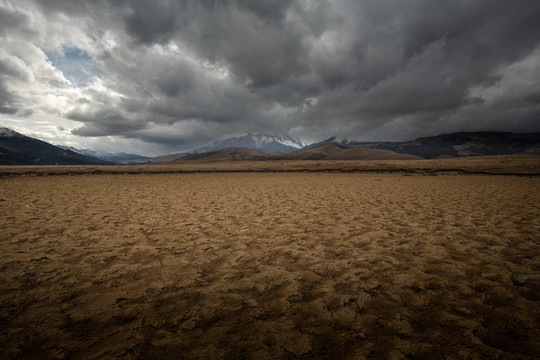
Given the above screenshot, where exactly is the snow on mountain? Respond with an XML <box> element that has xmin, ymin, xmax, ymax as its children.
<box><xmin>191</xmin><ymin>133</ymin><xmax>306</xmax><ymax>153</ymax></box>
<box><xmin>0</xmin><ymin>126</ymin><xmax>24</xmax><ymax>137</ymax></box>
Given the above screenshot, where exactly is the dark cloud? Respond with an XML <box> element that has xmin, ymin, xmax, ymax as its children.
<box><xmin>0</xmin><ymin>2</ymin><xmax>37</xmax><ymax>38</ymax></box>
<box><xmin>235</xmin><ymin>0</ymin><xmax>294</xmax><ymax>22</ymax></box>
<box><xmin>0</xmin><ymin>49</ymin><xmax>29</xmax><ymax>114</ymax></box>
<box><xmin>68</xmin><ymin>107</ymin><xmax>148</xmax><ymax>137</ymax></box>
<box><xmin>293</xmin><ymin>0</ymin><xmax>540</xmax><ymax>140</ymax></box>
<box><xmin>0</xmin><ymin>81</ymin><xmax>20</xmax><ymax>114</ymax></box>
<box><xmin>1</xmin><ymin>0</ymin><xmax>540</xmax><ymax>153</ymax></box>
<box><xmin>123</xmin><ymin>1</ymin><xmax>179</xmax><ymax>44</ymax></box>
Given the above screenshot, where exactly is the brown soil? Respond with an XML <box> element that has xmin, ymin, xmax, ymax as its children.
<box><xmin>1</xmin><ymin>168</ymin><xmax>539</xmax><ymax>359</ymax></box>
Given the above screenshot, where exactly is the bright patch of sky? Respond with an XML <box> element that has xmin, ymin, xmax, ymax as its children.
<box><xmin>43</xmin><ymin>46</ymin><xmax>98</xmax><ymax>86</ymax></box>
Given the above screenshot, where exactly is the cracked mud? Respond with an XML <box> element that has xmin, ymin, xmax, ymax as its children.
<box><xmin>1</xmin><ymin>172</ymin><xmax>539</xmax><ymax>359</ymax></box>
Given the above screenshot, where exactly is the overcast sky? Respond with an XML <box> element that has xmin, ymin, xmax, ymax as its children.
<box><xmin>1</xmin><ymin>0</ymin><xmax>540</xmax><ymax>155</ymax></box>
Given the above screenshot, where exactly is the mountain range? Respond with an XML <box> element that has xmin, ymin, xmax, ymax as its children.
<box><xmin>50</xmin><ymin>133</ymin><xmax>306</xmax><ymax>164</ymax></box>
<box><xmin>57</xmin><ymin>146</ymin><xmax>149</xmax><ymax>162</ymax></box>
<box><xmin>1</xmin><ymin>126</ymin><xmax>539</xmax><ymax>165</ymax></box>
<box><xmin>323</xmin><ymin>132</ymin><xmax>540</xmax><ymax>159</ymax></box>
<box><xmin>0</xmin><ymin>127</ymin><xmax>109</xmax><ymax>165</ymax></box>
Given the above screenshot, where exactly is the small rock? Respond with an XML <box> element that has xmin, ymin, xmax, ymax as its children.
<box><xmin>381</xmin><ymin>207</ymin><xmax>390</xmax><ymax>211</ymax></box>
<box><xmin>24</xmin><ymin>266</ymin><xmax>35</xmax><ymax>274</ymax></box>
<box><xmin>512</xmin><ymin>273</ymin><xmax>540</xmax><ymax>285</ymax></box>
<box><xmin>512</xmin><ymin>273</ymin><xmax>530</xmax><ymax>285</ymax></box>
<box><xmin>30</xmin><ymin>256</ymin><xmax>48</xmax><ymax>262</ymax></box>
<box><xmin>174</xmin><ymin>251</ymin><xmax>182</xmax><ymax>255</ymax></box>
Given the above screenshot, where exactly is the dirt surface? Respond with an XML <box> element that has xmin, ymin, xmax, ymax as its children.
<box><xmin>1</xmin><ymin>171</ymin><xmax>539</xmax><ymax>359</ymax></box>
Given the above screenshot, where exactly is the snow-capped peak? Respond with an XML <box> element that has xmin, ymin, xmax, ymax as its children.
<box><xmin>192</xmin><ymin>133</ymin><xmax>306</xmax><ymax>153</ymax></box>
<box><xmin>246</xmin><ymin>133</ymin><xmax>306</xmax><ymax>148</ymax></box>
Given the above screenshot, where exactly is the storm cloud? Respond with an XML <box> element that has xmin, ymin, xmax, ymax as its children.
<box><xmin>1</xmin><ymin>0</ymin><xmax>539</xmax><ymax>154</ymax></box>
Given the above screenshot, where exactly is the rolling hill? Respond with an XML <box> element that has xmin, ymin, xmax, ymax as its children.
<box><xmin>176</xmin><ymin>147</ymin><xmax>285</xmax><ymax>162</ymax></box>
<box><xmin>323</xmin><ymin>146</ymin><xmax>422</xmax><ymax>160</ymax></box>
<box><xmin>173</xmin><ymin>143</ymin><xmax>421</xmax><ymax>162</ymax></box>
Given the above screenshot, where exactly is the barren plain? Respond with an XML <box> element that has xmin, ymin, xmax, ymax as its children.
<box><xmin>1</xmin><ymin>158</ymin><xmax>539</xmax><ymax>359</ymax></box>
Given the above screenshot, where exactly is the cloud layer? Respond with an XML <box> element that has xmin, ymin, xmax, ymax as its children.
<box><xmin>1</xmin><ymin>0</ymin><xmax>540</xmax><ymax>154</ymax></box>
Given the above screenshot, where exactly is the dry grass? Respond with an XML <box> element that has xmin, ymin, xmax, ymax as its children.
<box><xmin>0</xmin><ymin>154</ymin><xmax>539</xmax><ymax>177</ymax></box>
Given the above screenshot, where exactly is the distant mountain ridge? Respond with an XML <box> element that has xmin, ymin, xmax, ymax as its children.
<box><xmin>320</xmin><ymin>132</ymin><xmax>540</xmax><ymax>158</ymax></box>
<box><xmin>191</xmin><ymin>133</ymin><xmax>306</xmax><ymax>153</ymax></box>
<box><xmin>0</xmin><ymin>127</ymin><xmax>110</xmax><ymax>165</ymax></box>
<box><xmin>58</xmin><ymin>146</ymin><xmax>148</xmax><ymax>162</ymax></box>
